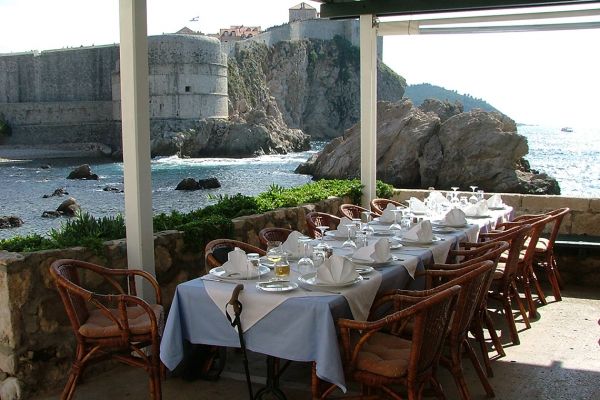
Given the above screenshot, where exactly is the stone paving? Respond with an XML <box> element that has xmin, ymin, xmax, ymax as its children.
<box><xmin>34</xmin><ymin>285</ymin><xmax>600</xmax><ymax>400</ymax></box>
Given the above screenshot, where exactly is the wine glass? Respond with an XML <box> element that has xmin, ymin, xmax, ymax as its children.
<box><xmin>450</xmin><ymin>187</ymin><xmax>460</xmax><ymax>207</ymax></box>
<box><xmin>266</xmin><ymin>240</ymin><xmax>282</xmax><ymax>268</ymax></box>
<box><xmin>297</xmin><ymin>238</ymin><xmax>315</xmax><ymax>275</ymax></box>
<box><xmin>361</xmin><ymin>211</ymin><xmax>375</xmax><ymax>235</ymax></box>
<box><xmin>316</xmin><ymin>225</ymin><xmax>329</xmax><ymax>246</ymax></box>
<box><xmin>477</xmin><ymin>189</ymin><xmax>485</xmax><ymax>202</ymax></box>
<box><xmin>469</xmin><ymin>186</ymin><xmax>479</xmax><ymax>204</ymax></box>
<box><xmin>389</xmin><ymin>208</ymin><xmax>403</xmax><ymax>231</ymax></box>
<box><xmin>342</xmin><ymin>223</ymin><xmax>357</xmax><ymax>249</ymax></box>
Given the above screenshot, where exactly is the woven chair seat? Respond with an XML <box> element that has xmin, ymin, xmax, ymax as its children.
<box><xmin>357</xmin><ymin>332</ymin><xmax>412</xmax><ymax>378</ymax></box>
<box><xmin>79</xmin><ymin>304</ymin><xmax>164</xmax><ymax>338</ymax></box>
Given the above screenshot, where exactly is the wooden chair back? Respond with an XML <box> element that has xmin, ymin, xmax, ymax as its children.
<box><xmin>205</xmin><ymin>239</ymin><xmax>265</xmax><ymax>270</ymax></box>
<box><xmin>258</xmin><ymin>227</ymin><xmax>294</xmax><ymax>249</ymax></box>
<box><xmin>370</xmin><ymin>198</ymin><xmax>405</xmax><ymax>216</ymax></box>
<box><xmin>339</xmin><ymin>204</ymin><xmax>377</xmax><ymax>220</ymax></box>
<box><xmin>305</xmin><ymin>212</ymin><xmax>341</xmax><ymax>238</ymax></box>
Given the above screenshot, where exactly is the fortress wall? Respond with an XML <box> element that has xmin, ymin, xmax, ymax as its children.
<box><xmin>231</xmin><ymin>19</ymin><xmax>382</xmax><ymax>58</ymax></box>
<box><xmin>0</xmin><ymin>101</ymin><xmax>114</xmax><ymax>145</ymax></box>
<box><xmin>0</xmin><ymin>46</ymin><xmax>119</xmax><ymax>103</ymax></box>
<box><xmin>112</xmin><ymin>35</ymin><xmax>229</xmax><ymax>120</ymax></box>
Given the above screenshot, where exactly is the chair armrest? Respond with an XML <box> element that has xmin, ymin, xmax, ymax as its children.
<box><xmin>108</xmin><ymin>268</ymin><xmax>162</xmax><ymax>305</ymax></box>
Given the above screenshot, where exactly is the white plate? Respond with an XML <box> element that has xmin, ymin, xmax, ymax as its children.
<box><xmin>354</xmin><ymin>266</ymin><xmax>375</xmax><ymax>275</ymax></box>
<box><xmin>349</xmin><ymin>256</ymin><xmax>395</xmax><ymax>266</ymax></box>
<box><xmin>432</xmin><ymin>220</ymin><xmax>467</xmax><ymax>228</ymax></box>
<box><xmin>209</xmin><ymin>265</ymin><xmax>270</xmax><ymax>280</ymax></box>
<box><xmin>256</xmin><ymin>281</ymin><xmax>298</xmax><ymax>292</ymax></box>
<box><xmin>432</xmin><ymin>227</ymin><xmax>457</xmax><ymax>234</ymax></box>
<box><xmin>298</xmin><ymin>272</ymin><xmax>363</xmax><ymax>288</ymax></box>
<box><xmin>324</xmin><ymin>230</ymin><xmax>351</xmax><ymax>239</ymax></box>
<box><xmin>373</xmin><ymin>230</ymin><xmax>396</xmax><ymax>237</ymax></box>
<box><xmin>399</xmin><ymin>237</ymin><xmax>443</xmax><ymax>246</ymax></box>
<box><xmin>371</xmin><ymin>218</ymin><xmax>394</xmax><ymax>225</ymax></box>
<box><xmin>465</xmin><ymin>214</ymin><xmax>492</xmax><ymax>219</ymax></box>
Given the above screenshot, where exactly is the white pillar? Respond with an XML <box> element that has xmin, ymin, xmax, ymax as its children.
<box><xmin>359</xmin><ymin>14</ymin><xmax>378</xmax><ymax>208</ymax></box>
<box><xmin>119</xmin><ymin>0</ymin><xmax>156</xmax><ymax>301</ymax></box>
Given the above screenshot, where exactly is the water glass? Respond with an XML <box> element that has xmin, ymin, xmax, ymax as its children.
<box><xmin>274</xmin><ymin>253</ymin><xmax>290</xmax><ymax>280</ymax></box>
<box><xmin>355</xmin><ymin>231</ymin><xmax>368</xmax><ymax>248</ymax></box>
<box><xmin>247</xmin><ymin>253</ymin><xmax>260</xmax><ymax>280</ymax></box>
<box><xmin>312</xmin><ymin>247</ymin><xmax>327</xmax><ymax>267</ymax></box>
<box><xmin>459</xmin><ymin>196</ymin><xmax>469</xmax><ymax>208</ymax></box>
<box><xmin>477</xmin><ymin>190</ymin><xmax>485</xmax><ymax>201</ymax></box>
<box><xmin>297</xmin><ymin>239</ymin><xmax>315</xmax><ymax>275</ymax></box>
<box><xmin>266</xmin><ymin>241</ymin><xmax>282</xmax><ymax>265</ymax></box>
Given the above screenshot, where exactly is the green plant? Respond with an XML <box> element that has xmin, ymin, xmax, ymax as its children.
<box><xmin>376</xmin><ymin>180</ymin><xmax>394</xmax><ymax>199</ymax></box>
<box><xmin>48</xmin><ymin>212</ymin><xmax>126</xmax><ymax>253</ymax></box>
<box><xmin>0</xmin><ymin>234</ymin><xmax>53</xmax><ymax>252</ymax></box>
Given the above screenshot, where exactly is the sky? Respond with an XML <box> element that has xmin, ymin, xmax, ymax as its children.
<box><xmin>1</xmin><ymin>0</ymin><xmax>599</xmax><ymax>128</ymax></box>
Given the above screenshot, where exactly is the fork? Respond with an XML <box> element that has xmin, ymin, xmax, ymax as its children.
<box><xmin>300</xmin><ymin>286</ymin><xmax>341</xmax><ymax>295</ymax></box>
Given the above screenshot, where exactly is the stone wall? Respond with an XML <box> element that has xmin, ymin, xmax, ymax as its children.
<box><xmin>0</xmin><ymin>197</ymin><xmax>343</xmax><ymax>398</ymax></box>
<box><xmin>0</xmin><ymin>101</ymin><xmax>114</xmax><ymax>145</ymax></box>
<box><xmin>225</xmin><ymin>19</ymin><xmax>383</xmax><ymax>59</ymax></box>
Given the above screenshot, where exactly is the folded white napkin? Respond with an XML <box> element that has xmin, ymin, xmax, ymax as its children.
<box><xmin>403</xmin><ymin>220</ymin><xmax>434</xmax><ymax>242</ymax></box>
<box><xmin>464</xmin><ymin>200</ymin><xmax>490</xmax><ymax>217</ymax></box>
<box><xmin>443</xmin><ymin>208</ymin><xmax>467</xmax><ymax>226</ymax></box>
<box><xmin>316</xmin><ymin>255</ymin><xmax>359</xmax><ymax>284</ymax></box>
<box><xmin>221</xmin><ymin>247</ymin><xmax>250</xmax><ymax>276</ymax></box>
<box><xmin>379</xmin><ymin>203</ymin><xmax>397</xmax><ymax>223</ymax></box>
<box><xmin>409</xmin><ymin>197</ymin><xmax>427</xmax><ymax>213</ymax></box>
<box><xmin>487</xmin><ymin>194</ymin><xmax>503</xmax><ymax>208</ymax></box>
<box><xmin>337</xmin><ymin>216</ymin><xmax>356</xmax><ymax>235</ymax></box>
<box><xmin>352</xmin><ymin>238</ymin><xmax>391</xmax><ymax>263</ymax></box>
<box><xmin>428</xmin><ymin>191</ymin><xmax>450</xmax><ymax>206</ymax></box>
<box><xmin>281</xmin><ymin>230</ymin><xmax>307</xmax><ymax>258</ymax></box>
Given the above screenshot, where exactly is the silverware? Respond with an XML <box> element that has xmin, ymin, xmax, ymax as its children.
<box><xmin>201</xmin><ymin>277</ymin><xmax>240</xmax><ymax>285</ymax></box>
<box><xmin>300</xmin><ymin>286</ymin><xmax>341</xmax><ymax>295</ymax></box>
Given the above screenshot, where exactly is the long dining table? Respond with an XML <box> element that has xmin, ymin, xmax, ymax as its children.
<box><xmin>160</xmin><ymin>206</ymin><xmax>513</xmax><ymax>394</ymax></box>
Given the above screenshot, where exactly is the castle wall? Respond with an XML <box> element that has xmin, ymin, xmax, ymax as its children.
<box><xmin>226</xmin><ymin>19</ymin><xmax>382</xmax><ymax>59</ymax></box>
<box><xmin>0</xmin><ymin>35</ymin><xmax>228</xmax><ymax>149</ymax></box>
<box><xmin>0</xmin><ymin>46</ymin><xmax>119</xmax><ymax>103</ymax></box>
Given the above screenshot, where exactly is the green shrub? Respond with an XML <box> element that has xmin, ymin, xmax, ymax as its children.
<box><xmin>0</xmin><ymin>234</ymin><xmax>53</xmax><ymax>252</ymax></box>
<box><xmin>0</xmin><ymin>179</ymin><xmax>396</xmax><ymax>253</ymax></box>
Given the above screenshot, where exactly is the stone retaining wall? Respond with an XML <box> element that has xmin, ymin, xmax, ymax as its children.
<box><xmin>0</xmin><ymin>197</ymin><xmax>343</xmax><ymax>398</ymax></box>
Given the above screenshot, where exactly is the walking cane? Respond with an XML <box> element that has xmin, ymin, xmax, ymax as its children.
<box><xmin>226</xmin><ymin>284</ymin><xmax>254</xmax><ymax>400</ymax></box>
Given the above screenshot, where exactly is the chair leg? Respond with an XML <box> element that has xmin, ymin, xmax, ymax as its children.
<box><xmin>530</xmin><ymin>265</ymin><xmax>547</xmax><ymax>306</ymax></box>
<box><xmin>518</xmin><ymin>271</ymin><xmax>538</xmax><ymax>320</ymax></box>
<box><xmin>448</xmin><ymin>347</ymin><xmax>471</xmax><ymax>400</ymax></box>
<box><xmin>61</xmin><ymin>364</ymin><xmax>83</xmax><ymax>400</ymax></box>
<box><xmin>510</xmin><ymin>282</ymin><xmax>531</xmax><ymax>329</ymax></box>
<box><xmin>471</xmin><ymin>313</ymin><xmax>495</xmax><ymax>377</ymax></box>
<box><xmin>552</xmin><ymin>255</ymin><xmax>565</xmax><ymax>289</ymax></box>
<box><xmin>545</xmin><ymin>256</ymin><xmax>563</xmax><ymax>301</ymax></box>
<box><xmin>464</xmin><ymin>340</ymin><xmax>495</xmax><ymax>398</ymax></box>
<box><xmin>501</xmin><ymin>292</ymin><xmax>520</xmax><ymax>345</ymax></box>
<box><xmin>429</xmin><ymin>376</ymin><xmax>447</xmax><ymax>400</ymax></box>
<box><xmin>484</xmin><ymin>310</ymin><xmax>506</xmax><ymax>358</ymax></box>
<box><xmin>150</xmin><ymin>342</ymin><xmax>162</xmax><ymax>400</ymax></box>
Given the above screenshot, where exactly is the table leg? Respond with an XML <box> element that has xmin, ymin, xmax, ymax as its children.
<box><xmin>254</xmin><ymin>356</ymin><xmax>287</xmax><ymax>400</ymax></box>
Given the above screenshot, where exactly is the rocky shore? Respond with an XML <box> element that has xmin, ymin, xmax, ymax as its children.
<box><xmin>296</xmin><ymin>99</ymin><xmax>560</xmax><ymax>195</ymax></box>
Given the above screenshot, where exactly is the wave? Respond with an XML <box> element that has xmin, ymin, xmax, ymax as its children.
<box><xmin>152</xmin><ymin>151</ymin><xmax>317</xmax><ymax>168</ymax></box>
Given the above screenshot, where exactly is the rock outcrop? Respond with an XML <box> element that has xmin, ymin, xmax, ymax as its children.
<box><xmin>175</xmin><ymin>177</ymin><xmax>221</xmax><ymax>191</ymax></box>
<box><xmin>297</xmin><ymin>100</ymin><xmax>560</xmax><ymax>195</ymax></box>
<box><xmin>42</xmin><ymin>188</ymin><xmax>69</xmax><ymax>198</ymax></box>
<box><xmin>66</xmin><ymin>164</ymin><xmax>98</xmax><ymax>180</ymax></box>
<box><xmin>229</xmin><ymin>38</ymin><xmax>406</xmax><ymax>139</ymax></box>
<box><xmin>57</xmin><ymin>197</ymin><xmax>80</xmax><ymax>216</ymax></box>
<box><xmin>0</xmin><ymin>216</ymin><xmax>23</xmax><ymax>229</ymax></box>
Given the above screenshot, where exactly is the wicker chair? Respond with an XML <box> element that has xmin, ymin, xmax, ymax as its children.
<box><xmin>480</xmin><ymin>224</ymin><xmax>532</xmax><ymax>345</ymax></box>
<box><xmin>420</xmin><ymin>251</ymin><xmax>506</xmax><ymax>399</ymax></box>
<box><xmin>50</xmin><ymin>259</ymin><xmax>163</xmax><ymax>400</ymax></box>
<box><xmin>442</xmin><ymin>240</ymin><xmax>511</xmax><ymax>378</ymax></box>
<box><xmin>491</xmin><ymin>216</ymin><xmax>551</xmax><ymax>319</ymax></box>
<box><xmin>370</xmin><ymin>198</ymin><xmax>405</xmax><ymax>216</ymax></box>
<box><xmin>513</xmin><ymin>208</ymin><xmax>570</xmax><ymax>301</ymax></box>
<box><xmin>258</xmin><ymin>227</ymin><xmax>294</xmax><ymax>249</ymax></box>
<box><xmin>321</xmin><ymin>285</ymin><xmax>461</xmax><ymax>400</ymax></box>
<box><xmin>305</xmin><ymin>212</ymin><xmax>341</xmax><ymax>239</ymax></box>
<box><xmin>339</xmin><ymin>204</ymin><xmax>378</xmax><ymax>220</ymax></box>
<box><xmin>205</xmin><ymin>239</ymin><xmax>265</xmax><ymax>270</ymax></box>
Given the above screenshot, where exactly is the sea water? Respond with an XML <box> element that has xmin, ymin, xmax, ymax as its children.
<box><xmin>0</xmin><ymin>126</ymin><xmax>598</xmax><ymax>240</ymax></box>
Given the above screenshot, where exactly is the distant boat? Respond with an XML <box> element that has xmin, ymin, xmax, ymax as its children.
<box><xmin>561</xmin><ymin>127</ymin><xmax>573</xmax><ymax>132</ymax></box>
